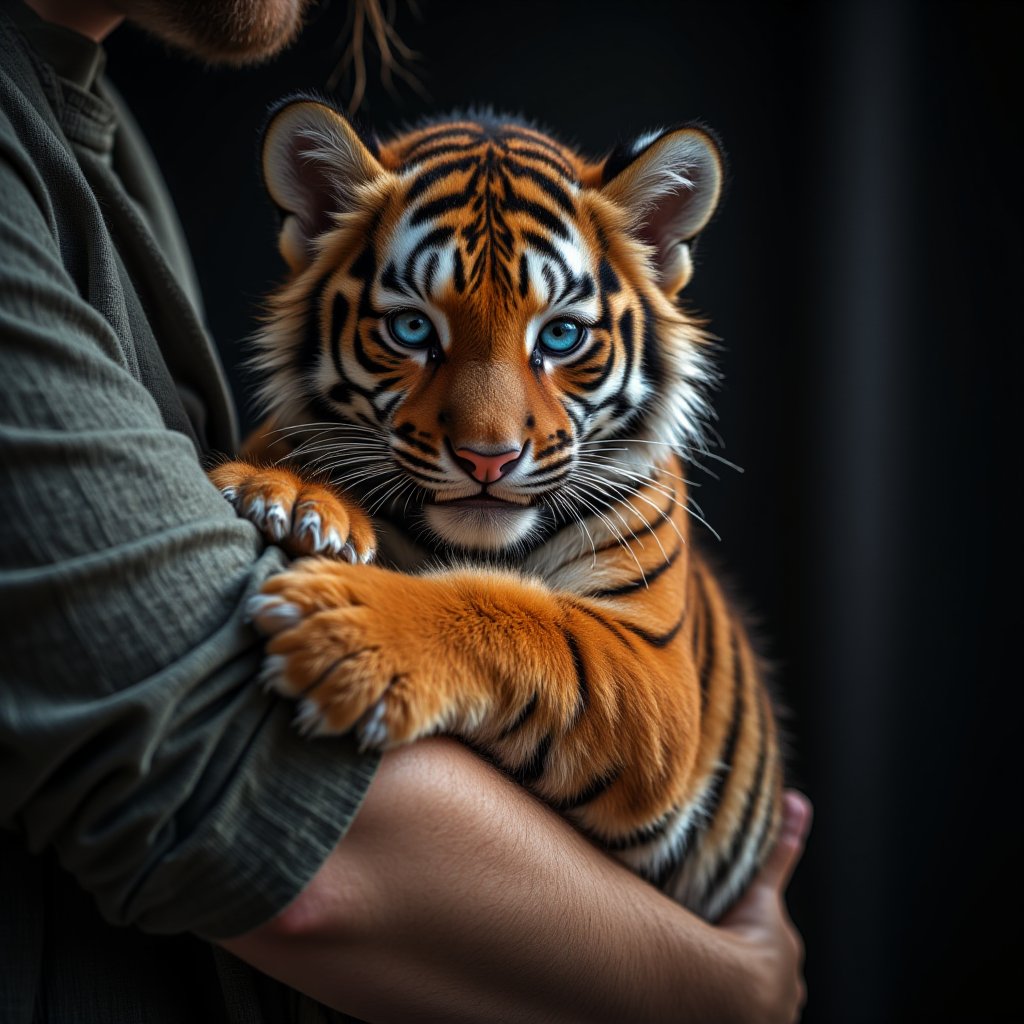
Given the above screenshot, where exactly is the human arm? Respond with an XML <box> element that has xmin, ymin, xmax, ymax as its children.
<box><xmin>0</xmin><ymin>102</ymin><xmax>378</xmax><ymax>936</ymax></box>
<box><xmin>223</xmin><ymin>738</ymin><xmax>810</xmax><ymax>1024</ymax></box>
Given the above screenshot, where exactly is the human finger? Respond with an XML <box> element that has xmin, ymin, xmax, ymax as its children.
<box><xmin>759</xmin><ymin>790</ymin><xmax>813</xmax><ymax>895</ymax></box>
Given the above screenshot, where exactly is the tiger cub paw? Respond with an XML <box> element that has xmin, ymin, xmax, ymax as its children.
<box><xmin>246</xmin><ymin>562</ymin><xmax>453</xmax><ymax>750</ymax></box>
<box><xmin>209</xmin><ymin>460</ymin><xmax>376</xmax><ymax>563</ymax></box>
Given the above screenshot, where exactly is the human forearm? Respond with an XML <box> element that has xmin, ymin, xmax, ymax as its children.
<box><xmin>222</xmin><ymin>738</ymin><xmax>781</xmax><ymax>1024</ymax></box>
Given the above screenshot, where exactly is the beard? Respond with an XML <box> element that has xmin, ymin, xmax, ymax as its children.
<box><xmin>114</xmin><ymin>0</ymin><xmax>314</xmax><ymax>65</ymax></box>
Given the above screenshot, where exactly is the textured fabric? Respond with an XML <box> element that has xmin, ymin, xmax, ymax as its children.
<box><xmin>0</xmin><ymin>4</ymin><xmax>377</xmax><ymax>1020</ymax></box>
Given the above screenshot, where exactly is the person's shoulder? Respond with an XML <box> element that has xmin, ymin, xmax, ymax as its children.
<box><xmin>0</xmin><ymin>10</ymin><xmax>66</xmax><ymax>234</ymax></box>
<box><xmin>0</xmin><ymin>6</ymin><xmax>59</xmax><ymax>146</ymax></box>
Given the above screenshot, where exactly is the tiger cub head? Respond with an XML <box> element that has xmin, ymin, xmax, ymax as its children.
<box><xmin>254</xmin><ymin>100</ymin><xmax>722</xmax><ymax>554</ymax></box>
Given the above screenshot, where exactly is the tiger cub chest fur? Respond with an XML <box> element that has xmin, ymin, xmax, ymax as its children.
<box><xmin>230</xmin><ymin>99</ymin><xmax>783</xmax><ymax>920</ymax></box>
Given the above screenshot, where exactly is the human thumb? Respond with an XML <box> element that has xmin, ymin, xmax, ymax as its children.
<box><xmin>758</xmin><ymin>790</ymin><xmax>813</xmax><ymax>895</ymax></box>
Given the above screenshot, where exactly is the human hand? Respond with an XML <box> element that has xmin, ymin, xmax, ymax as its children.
<box><xmin>718</xmin><ymin>790</ymin><xmax>812</xmax><ymax>1023</ymax></box>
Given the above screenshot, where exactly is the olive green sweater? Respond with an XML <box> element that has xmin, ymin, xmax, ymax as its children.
<box><xmin>0</xmin><ymin>4</ymin><xmax>377</xmax><ymax>1020</ymax></box>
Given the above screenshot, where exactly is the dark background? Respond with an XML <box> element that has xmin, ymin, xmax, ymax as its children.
<box><xmin>107</xmin><ymin>2</ymin><xmax>1021</xmax><ymax>1021</ymax></box>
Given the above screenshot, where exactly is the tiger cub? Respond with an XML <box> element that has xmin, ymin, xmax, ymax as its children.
<box><xmin>212</xmin><ymin>99</ymin><xmax>783</xmax><ymax>920</ymax></box>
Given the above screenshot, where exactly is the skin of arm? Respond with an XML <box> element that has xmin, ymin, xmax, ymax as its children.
<box><xmin>222</xmin><ymin>738</ymin><xmax>809</xmax><ymax>1024</ymax></box>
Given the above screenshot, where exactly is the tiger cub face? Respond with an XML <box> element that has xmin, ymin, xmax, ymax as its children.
<box><xmin>254</xmin><ymin>102</ymin><xmax>723</xmax><ymax>554</ymax></box>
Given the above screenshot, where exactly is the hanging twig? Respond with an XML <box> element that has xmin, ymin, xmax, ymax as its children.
<box><xmin>327</xmin><ymin>0</ymin><xmax>428</xmax><ymax>114</ymax></box>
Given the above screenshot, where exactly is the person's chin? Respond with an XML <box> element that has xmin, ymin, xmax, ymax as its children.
<box><xmin>119</xmin><ymin>0</ymin><xmax>312</xmax><ymax>66</ymax></box>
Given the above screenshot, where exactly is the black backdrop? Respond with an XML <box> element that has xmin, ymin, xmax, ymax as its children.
<box><xmin>106</xmin><ymin>2</ymin><xmax>1021</xmax><ymax>1021</ymax></box>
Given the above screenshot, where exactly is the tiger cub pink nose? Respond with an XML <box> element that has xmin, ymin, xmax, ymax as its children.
<box><xmin>454</xmin><ymin>446</ymin><xmax>523</xmax><ymax>483</ymax></box>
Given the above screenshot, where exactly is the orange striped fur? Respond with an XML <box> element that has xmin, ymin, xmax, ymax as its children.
<box><xmin>218</xmin><ymin>99</ymin><xmax>783</xmax><ymax>918</ymax></box>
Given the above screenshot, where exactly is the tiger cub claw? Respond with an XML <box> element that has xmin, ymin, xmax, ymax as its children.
<box><xmin>210</xmin><ymin>461</ymin><xmax>376</xmax><ymax>562</ymax></box>
<box><xmin>246</xmin><ymin>563</ymin><xmax>447</xmax><ymax>748</ymax></box>
<box><xmin>356</xmin><ymin>699</ymin><xmax>391</xmax><ymax>751</ymax></box>
<box><xmin>247</xmin><ymin>593</ymin><xmax>303</xmax><ymax>632</ymax></box>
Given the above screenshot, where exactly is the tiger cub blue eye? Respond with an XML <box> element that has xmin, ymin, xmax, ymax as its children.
<box><xmin>538</xmin><ymin>318</ymin><xmax>584</xmax><ymax>355</ymax></box>
<box><xmin>388</xmin><ymin>310</ymin><xmax>436</xmax><ymax>348</ymax></box>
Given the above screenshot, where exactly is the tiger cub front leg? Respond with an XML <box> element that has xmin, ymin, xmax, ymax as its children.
<box><xmin>209</xmin><ymin>461</ymin><xmax>376</xmax><ymax>563</ymax></box>
<box><xmin>248</xmin><ymin>559</ymin><xmax>698</xmax><ymax>826</ymax></box>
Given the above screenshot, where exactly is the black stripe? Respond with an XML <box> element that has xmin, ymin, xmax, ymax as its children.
<box><xmin>499</xmin><ymin>691</ymin><xmax>539</xmax><ymax>738</ymax></box>
<box><xmin>642</xmin><ymin>498</ymin><xmax>679</xmax><ymax>536</ymax></box>
<box><xmin>521</xmin><ymin>229</ymin><xmax>573</xmax><ymax>279</ymax></box>
<box><xmin>503</xmin><ymin>138</ymin><xmax>574</xmax><ymax>170</ymax></box>
<box><xmin>540</xmin><ymin>263</ymin><xmax>558</xmax><ymax>303</ymax></box>
<box><xmin>394</xmin><ymin>422</ymin><xmax>438</xmax><ymax>456</ymax></box>
<box><xmin>349</xmin><ymin>215</ymin><xmax>381</xmax><ymax>320</ymax></box>
<box><xmin>752</xmin><ymin>755</ymin><xmax>783</xmax><ymax>862</ymax></box>
<box><xmin>565</xmin><ymin>600</ymin><xmax>636</xmax><ymax>650</ymax></box>
<box><xmin>327</xmin><ymin>288</ymin><xmax>351</xmax><ymax>383</ymax></box>
<box><xmin>504</xmin><ymin>156</ymin><xmax>576</xmax><ymax>213</ymax></box>
<box><xmin>453</xmin><ymin>248</ymin><xmax>466</xmax><ymax>292</ymax></box>
<box><xmin>404</xmin><ymin>155</ymin><xmax>479</xmax><ymax>203</ymax></box>
<box><xmin>703</xmin><ymin>688</ymin><xmax>769</xmax><ymax>902</ymax></box>
<box><xmin>528</xmin><ymin>458</ymin><xmax>573</xmax><ymax>483</ymax></box>
<box><xmin>562</xmin><ymin>271</ymin><xmax>595</xmax><ymax>305</ymax></box>
<box><xmin>403</xmin><ymin>126</ymin><xmax>479</xmax><ymax>159</ymax></box>
<box><xmin>518</xmin><ymin>468</ymin><xmax>571</xmax><ymax>491</ymax></box>
<box><xmin>381</xmin><ymin>260</ymin><xmax>400</xmax><ymax>293</ymax></box>
<box><xmin>649</xmin><ymin>862</ymin><xmax>675</xmax><ymax>887</ymax></box>
<box><xmin>551</xmin><ymin>766</ymin><xmax>623</xmax><ymax>813</ymax></box>
<box><xmin>574</xmin><ymin>336</ymin><xmax>616</xmax><ymax>392</ymax></box>
<box><xmin>696</xmin><ymin>573</ymin><xmax>715</xmax><ymax>711</ymax></box>
<box><xmin>592</xmin><ymin>534</ymin><xmax>630</xmax><ymax>554</ymax></box>
<box><xmin>587</xmin><ymin>540</ymin><xmax>683</xmax><ymax>599</ymax></box>
<box><xmin>509</xmin><ymin>733</ymin><xmax>553</xmax><ymax>787</ymax></box>
<box><xmin>402</xmin><ymin>138</ymin><xmax>482</xmax><ymax>165</ymax></box>
<box><xmin>325</xmin><ymin>374</ymin><xmax>376</xmax><ymax>410</ymax></box>
<box><xmin>650</xmin><ymin>846</ymin><xmax>688</xmax><ymax>890</ymax></box>
<box><xmin>618</xmin><ymin>307</ymin><xmax>636</xmax><ymax>380</ymax></box>
<box><xmin>564</xmin><ymin>629</ymin><xmax>589</xmax><ymax>728</ymax></box>
<box><xmin>299</xmin><ymin>274</ymin><xmax>332</xmax><ymax>389</ymax></box>
<box><xmin>689</xmin><ymin>573</ymin><xmax>703</xmax><ymax>649</ymax></box>
<box><xmin>598</xmin><ymin>258</ymin><xmax>621</xmax><ymax>295</ymax></box>
<box><xmin>405</xmin><ymin>225</ymin><xmax>456</xmax><ymax>270</ymax></box>
<box><xmin>329</xmin><ymin>291</ymin><xmax>349</xmax><ymax>349</ymax></box>
<box><xmin>327</xmin><ymin>381</ymin><xmax>351</xmax><ymax>407</ymax></box>
<box><xmin>503</xmin><ymin>144</ymin><xmax>578</xmax><ymax>180</ymax></box>
<box><xmin>563</xmin><ymin>394</ymin><xmax>596</xmax><ymax>423</ymax></box>
<box><xmin>410</xmin><ymin>177</ymin><xmax>481</xmax><ymax>226</ymax></box>
<box><xmin>638</xmin><ymin>294</ymin><xmax>664</xmax><ymax>393</ymax></box>
<box><xmin>622</xmin><ymin>612</ymin><xmax>686</xmax><ymax>648</ymax></box>
<box><xmin>502</xmin><ymin>194</ymin><xmax>570</xmax><ymax>240</ymax></box>
<box><xmin>566</xmin><ymin>405</ymin><xmax>586</xmax><ymax>437</ymax></box>
<box><xmin>535</xmin><ymin>430</ymin><xmax>572</xmax><ymax>459</ymax></box>
<box><xmin>372</xmin><ymin>376</ymin><xmax>405</xmax><ymax>395</ymax></box>
<box><xmin>696</xmin><ymin>629</ymin><xmax>747</xmax><ymax>829</ymax></box>
<box><xmin>603</xmin><ymin>807</ymin><xmax>675</xmax><ymax>852</ymax></box>
<box><xmin>355</xmin><ymin>329</ymin><xmax>396</xmax><ymax>375</ymax></box>
<box><xmin>500</xmin><ymin>128</ymin><xmax>577</xmax><ymax>175</ymax></box>
<box><xmin>391</xmin><ymin>448</ymin><xmax>443</xmax><ymax>476</ymax></box>
<box><xmin>517</xmin><ymin>252</ymin><xmax>529</xmax><ymax>298</ymax></box>
<box><xmin>576</xmin><ymin>356</ymin><xmax>611</xmax><ymax>381</ymax></box>
<box><xmin>422</xmin><ymin>251</ymin><xmax>440</xmax><ymax>296</ymax></box>
<box><xmin>377</xmin><ymin>391</ymin><xmax>403</xmax><ymax>422</ymax></box>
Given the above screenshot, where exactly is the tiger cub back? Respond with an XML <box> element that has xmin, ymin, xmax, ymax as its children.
<box><xmin>239</xmin><ymin>99</ymin><xmax>783</xmax><ymax>919</ymax></box>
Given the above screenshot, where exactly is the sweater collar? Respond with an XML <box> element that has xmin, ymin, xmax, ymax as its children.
<box><xmin>3</xmin><ymin>1</ymin><xmax>107</xmax><ymax>90</ymax></box>
<box><xmin>4</xmin><ymin>1</ymin><xmax>115</xmax><ymax>154</ymax></box>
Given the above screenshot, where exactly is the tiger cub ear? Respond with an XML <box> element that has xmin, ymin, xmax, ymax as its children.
<box><xmin>262</xmin><ymin>99</ymin><xmax>388</xmax><ymax>273</ymax></box>
<box><xmin>599</xmin><ymin>126</ymin><xmax>724</xmax><ymax>296</ymax></box>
